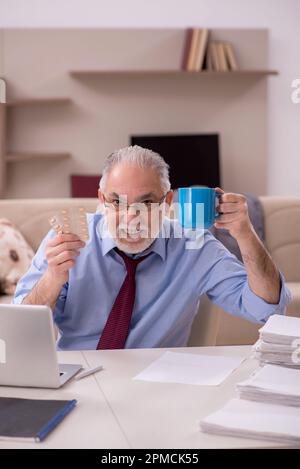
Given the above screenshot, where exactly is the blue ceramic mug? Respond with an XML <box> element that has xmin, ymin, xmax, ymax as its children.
<box><xmin>178</xmin><ymin>187</ymin><xmax>222</xmax><ymax>229</ymax></box>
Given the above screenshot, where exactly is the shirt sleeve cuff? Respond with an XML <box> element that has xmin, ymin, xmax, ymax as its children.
<box><xmin>12</xmin><ymin>294</ymin><xmax>27</xmax><ymax>305</ymax></box>
<box><xmin>242</xmin><ymin>270</ymin><xmax>292</xmax><ymax>323</ymax></box>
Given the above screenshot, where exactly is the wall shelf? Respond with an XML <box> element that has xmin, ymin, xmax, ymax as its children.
<box><xmin>6</xmin><ymin>97</ymin><xmax>71</xmax><ymax>107</ymax></box>
<box><xmin>69</xmin><ymin>69</ymin><xmax>279</xmax><ymax>78</ymax></box>
<box><xmin>0</xmin><ymin>28</ymin><xmax>279</xmax><ymax>198</ymax></box>
<box><xmin>6</xmin><ymin>152</ymin><xmax>71</xmax><ymax>163</ymax></box>
<box><xmin>0</xmin><ymin>87</ymin><xmax>71</xmax><ymax>196</ymax></box>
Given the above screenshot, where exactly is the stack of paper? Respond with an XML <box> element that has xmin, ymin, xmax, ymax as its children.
<box><xmin>199</xmin><ymin>398</ymin><xmax>300</xmax><ymax>445</ymax></box>
<box><xmin>253</xmin><ymin>315</ymin><xmax>300</xmax><ymax>368</ymax></box>
<box><xmin>199</xmin><ymin>315</ymin><xmax>300</xmax><ymax>444</ymax></box>
<box><xmin>236</xmin><ymin>364</ymin><xmax>300</xmax><ymax>407</ymax></box>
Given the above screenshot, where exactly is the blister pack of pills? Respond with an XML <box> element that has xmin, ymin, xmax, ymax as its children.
<box><xmin>49</xmin><ymin>207</ymin><xmax>89</xmax><ymax>241</ymax></box>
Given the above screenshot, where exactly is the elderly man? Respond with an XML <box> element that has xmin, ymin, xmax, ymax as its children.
<box><xmin>14</xmin><ymin>145</ymin><xmax>291</xmax><ymax>350</ymax></box>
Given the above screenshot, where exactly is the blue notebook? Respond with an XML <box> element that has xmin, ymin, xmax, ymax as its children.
<box><xmin>0</xmin><ymin>397</ymin><xmax>77</xmax><ymax>442</ymax></box>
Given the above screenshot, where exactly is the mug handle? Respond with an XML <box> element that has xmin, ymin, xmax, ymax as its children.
<box><xmin>215</xmin><ymin>192</ymin><xmax>222</xmax><ymax>218</ymax></box>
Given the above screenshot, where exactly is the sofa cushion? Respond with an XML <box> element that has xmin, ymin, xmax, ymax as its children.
<box><xmin>0</xmin><ymin>295</ymin><xmax>13</xmax><ymax>304</ymax></box>
<box><xmin>286</xmin><ymin>283</ymin><xmax>300</xmax><ymax>317</ymax></box>
<box><xmin>0</xmin><ymin>219</ymin><xmax>34</xmax><ymax>295</ymax></box>
<box><xmin>0</xmin><ymin>198</ymin><xmax>99</xmax><ymax>251</ymax></box>
<box><xmin>259</xmin><ymin>197</ymin><xmax>300</xmax><ymax>281</ymax></box>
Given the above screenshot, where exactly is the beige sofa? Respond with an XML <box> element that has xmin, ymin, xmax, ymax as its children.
<box><xmin>0</xmin><ymin>197</ymin><xmax>299</xmax><ymax>346</ymax></box>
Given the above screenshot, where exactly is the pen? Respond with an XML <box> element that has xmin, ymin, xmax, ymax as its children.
<box><xmin>75</xmin><ymin>365</ymin><xmax>104</xmax><ymax>380</ymax></box>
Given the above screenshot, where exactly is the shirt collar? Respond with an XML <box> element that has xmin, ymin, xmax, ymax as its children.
<box><xmin>98</xmin><ymin>216</ymin><xmax>166</xmax><ymax>261</ymax></box>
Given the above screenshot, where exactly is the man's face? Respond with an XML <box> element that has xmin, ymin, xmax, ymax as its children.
<box><xmin>98</xmin><ymin>163</ymin><xmax>173</xmax><ymax>254</ymax></box>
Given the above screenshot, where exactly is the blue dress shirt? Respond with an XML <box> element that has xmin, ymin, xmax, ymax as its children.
<box><xmin>13</xmin><ymin>213</ymin><xmax>291</xmax><ymax>350</ymax></box>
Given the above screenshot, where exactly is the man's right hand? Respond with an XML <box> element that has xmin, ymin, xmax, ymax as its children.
<box><xmin>45</xmin><ymin>233</ymin><xmax>86</xmax><ymax>286</ymax></box>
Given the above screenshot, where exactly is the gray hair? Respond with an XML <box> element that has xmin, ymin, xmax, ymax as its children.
<box><xmin>99</xmin><ymin>145</ymin><xmax>171</xmax><ymax>193</ymax></box>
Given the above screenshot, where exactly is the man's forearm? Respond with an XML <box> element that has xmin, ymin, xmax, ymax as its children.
<box><xmin>237</xmin><ymin>227</ymin><xmax>280</xmax><ymax>304</ymax></box>
<box><xmin>22</xmin><ymin>271</ymin><xmax>63</xmax><ymax>311</ymax></box>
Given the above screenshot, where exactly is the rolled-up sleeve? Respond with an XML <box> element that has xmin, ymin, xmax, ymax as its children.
<box><xmin>241</xmin><ymin>271</ymin><xmax>291</xmax><ymax>322</ymax></box>
<box><xmin>201</xmin><ymin>232</ymin><xmax>292</xmax><ymax>324</ymax></box>
<box><xmin>13</xmin><ymin>230</ymin><xmax>67</xmax><ymax>319</ymax></box>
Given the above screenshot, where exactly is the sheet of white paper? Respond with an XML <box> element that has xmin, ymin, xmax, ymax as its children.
<box><xmin>133</xmin><ymin>351</ymin><xmax>245</xmax><ymax>386</ymax></box>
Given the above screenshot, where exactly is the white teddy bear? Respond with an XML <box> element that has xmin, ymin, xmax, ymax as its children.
<box><xmin>0</xmin><ymin>218</ymin><xmax>34</xmax><ymax>295</ymax></box>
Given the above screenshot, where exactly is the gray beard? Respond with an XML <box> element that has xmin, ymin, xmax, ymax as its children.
<box><xmin>114</xmin><ymin>236</ymin><xmax>155</xmax><ymax>254</ymax></box>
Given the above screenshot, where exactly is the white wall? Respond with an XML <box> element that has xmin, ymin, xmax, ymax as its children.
<box><xmin>1</xmin><ymin>0</ymin><xmax>299</xmax><ymax>196</ymax></box>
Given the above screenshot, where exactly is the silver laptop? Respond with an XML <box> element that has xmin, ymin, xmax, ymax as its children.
<box><xmin>0</xmin><ymin>304</ymin><xmax>82</xmax><ymax>388</ymax></box>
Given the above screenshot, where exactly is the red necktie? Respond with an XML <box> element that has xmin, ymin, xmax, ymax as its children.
<box><xmin>96</xmin><ymin>247</ymin><xmax>151</xmax><ymax>350</ymax></box>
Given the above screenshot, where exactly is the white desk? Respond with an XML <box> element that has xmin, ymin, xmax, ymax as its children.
<box><xmin>0</xmin><ymin>351</ymin><xmax>129</xmax><ymax>449</ymax></box>
<box><xmin>0</xmin><ymin>346</ymin><xmax>289</xmax><ymax>449</ymax></box>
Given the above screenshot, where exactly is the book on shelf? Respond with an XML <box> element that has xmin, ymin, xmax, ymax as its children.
<box><xmin>194</xmin><ymin>29</ymin><xmax>209</xmax><ymax>71</ymax></box>
<box><xmin>205</xmin><ymin>41</ymin><xmax>239</xmax><ymax>71</ymax></box>
<box><xmin>187</xmin><ymin>29</ymin><xmax>201</xmax><ymax>71</ymax></box>
<box><xmin>223</xmin><ymin>42</ymin><xmax>239</xmax><ymax>70</ymax></box>
<box><xmin>181</xmin><ymin>28</ymin><xmax>194</xmax><ymax>70</ymax></box>
<box><xmin>182</xmin><ymin>29</ymin><xmax>239</xmax><ymax>72</ymax></box>
<box><xmin>216</xmin><ymin>42</ymin><xmax>228</xmax><ymax>71</ymax></box>
<box><xmin>208</xmin><ymin>42</ymin><xmax>220</xmax><ymax>71</ymax></box>
<box><xmin>181</xmin><ymin>28</ymin><xmax>209</xmax><ymax>71</ymax></box>
<box><xmin>205</xmin><ymin>45</ymin><xmax>213</xmax><ymax>70</ymax></box>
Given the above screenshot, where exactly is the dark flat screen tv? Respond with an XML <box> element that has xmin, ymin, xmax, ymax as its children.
<box><xmin>130</xmin><ymin>134</ymin><xmax>221</xmax><ymax>189</ymax></box>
